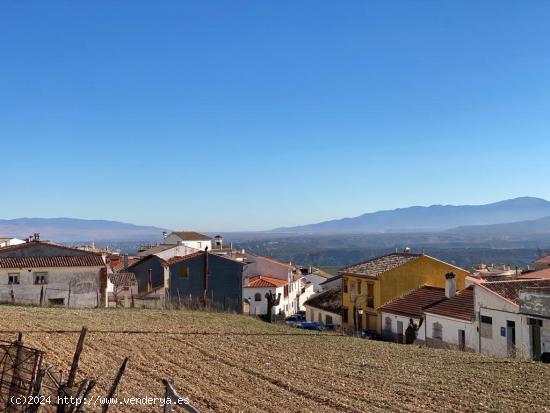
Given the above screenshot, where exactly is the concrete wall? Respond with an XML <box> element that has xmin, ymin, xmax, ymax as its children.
<box><xmin>131</xmin><ymin>256</ymin><xmax>169</xmax><ymax>293</ymax></box>
<box><xmin>153</xmin><ymin>245</ymin><xmax>199</xmax><ymax>261</ymax></box>
<box><xmin>305</xmin><ymin>305</ymin><xmax>342</xmax><ymax>326</ymax></box>
<box><xmin>0</xmin><ymin>266</ymin><xmax>102</xmax><ymax>307</ymax></box>
<box><xmin>243</xmin><ymin>255</ymin><xmax>291</xmax><ymax>281</ymax></box>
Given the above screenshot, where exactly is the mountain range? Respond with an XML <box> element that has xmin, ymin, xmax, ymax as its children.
<box><xmin>274</xmin><ymin>197</ymin><xmax>550</xmax><ymax>234</ymax></box>
<box><xmin>2</xmin><ymin>197</ymin><xmax>550</xmax><ymax>242</ymax></box>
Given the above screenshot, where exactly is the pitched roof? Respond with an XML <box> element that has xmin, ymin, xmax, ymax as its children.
<box><xmin>304</xmin><ymin>286</ymin><xmax>342</xmax><ymax>314</ymax></box>
<box><xmin>137</xmin><ymin>244</ymin><xmax>178</xmax><ymax>257</ymax></box>
<box><xmin>517</xmin><ymin>268</ymin><xmax>550</xmax><ymax>280</ymax></box>
<box><xmin>108</xmin><ymin>272</ymin><xmax>137</xmax><ymax>287</ymax></box>
<box><xmin>170</xmin><ymin>231</ymin><xmax>211</xmax><ymax>241</ymax></box>
<box><xmin>340</xmin><ymin>252</ymin><xmax>421</xmax><ymax>278</ymax></box>
<box><xmin>244</xmin><ymin>275</ymin><xmax>288</xmax><ymax>288</ymax></box>
<box><xmin>0</xmin><ymin>240</ymin><xmax>103</xmax><ymax>256</ymax></box>
<box><xmin>320</xmin><ymin>275</ymin><xmax>342</xmax><ymax>285</ymax></box>
<box><xmin>534</xmin><ymin>254</ymin><xmax>550</xmax><ymax>265</ymax></box>
<box><xmin>0</xmin><ymin>255</ymin><xmax>105</xmax><ymax>269</ymax></box>
<box><xmin>482</xmin><ymin>279</ymin><xmax>550</xmax><ymax>305</ymax></box>
<box><xmin>424</xmin><ymin>286</ymin><xmax>475</xmax><ymax>321</ymax></box>
<box><xmin>380</xmin><ymin>286</ymin><xmax>446</xmax><ymax>318</ymax></box>
<box><xmin>166</xmin><ymin>251</ymin><xmax>205</xmax><ymax>265</ymax></box>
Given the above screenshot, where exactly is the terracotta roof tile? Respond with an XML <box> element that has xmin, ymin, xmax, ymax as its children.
<box><xmin>483</xmin><ymin>279</ymin><xmax>550</xmax><ymax>305</ymax></box>
<box><xmin>244</xmin><ymin>275</ymin><xmax>288</xmax><ymax>288</ymax></box>
<box><xmin>518</xmin><ymin>268</ymin><xmax>550</xmax><ymax>280</ymax></box>
<box><xmin>340</xmin><ymin>253</ymin><xmax>421</xmax><ymax>278</ymax></box>
<box><xmin>108</xmin><ymin>272</ymin><xmax>137</xmax><ymax>287</ymax></box>
<box><xmin>380</xmin><ymin>286</ymin><xmax>446</xmax><ymax>318</ymax></box>
<box><xmin>424</xmin><ymin>286</ymin><xmax>475</xmax><ymax>321</ymax></box>
<box><xmin>0</xmin><ymin>255</ymin><xmax>105</xmax><ymax>268</ymax></box>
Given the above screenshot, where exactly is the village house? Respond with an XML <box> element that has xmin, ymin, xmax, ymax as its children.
<box><xmin>0</xmin><ymin>237</ymin><xmax>25</xmax><ymax>248</ymax></box>
<box><xmin>163</xmin><ymin>231</ymin><xmax>212</xmax><ymax>250</ymax></box>
<box><xmin>128</xmin><ymin>250</ymin><xmax>244</xmax><ymax>312</ymax></box>
<box><xmin>243</xmin><ymin>275</ymin><xmax>288</xmax><ymax>316</ymax></box>
<box><xmin>0</xmin><ymin>238</ymin><xmax>106</xmax><ymax>307</ymax></box>
<box><xmin>339</xmin><ymin>249</ymin><xmax>469</xmax><ymax>333</ymax></box>
<box><xmin>243</xmin><ymin>254</ymin><xmax>304</xmax><ymax>316</ymax></box>
<box><xmin>518</xmin><ymin>287</ymin><xmax>550</xmax><ymax>362</ymax></box>
<box><xmin>380</xmin><ymin>285</ymin><xmax>447</xmax><ymax>344</ymax></box>
<box><xmin>423</xmin><ymin>283</ymin><xmax>476</xmax><ymax>352</ymax></box>
<box><xmin>299</xmin><ymin>266</ymin><xmax>334</xmax><ymax>292</ymax></box>
<box><xmin>474</xmin><ymin>279</ymin><xmax>550</xmax><ymax>360</ymax></box>
<box><xmin>106</xmin><ymin>272</ymin><xmax>138</xmax><ymax>307</ymax></box>
<box><xmin>304</xmin><ymin>286</ymin><xmax>343</xmax><ymax>327</ymax></box>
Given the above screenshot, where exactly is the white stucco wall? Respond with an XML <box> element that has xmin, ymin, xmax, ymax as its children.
<box><xmin>381</xmin><ymin>313</ymin><xmax>424</xmax><ymax>342</ymax></box>
<box><xmin>0</xmin><ymin>266</ymin><xmax>103</xmax><ymax>307</ymax></box>
<box><xmin>0</xmin><ymin>238</ymin><xmax>25</xmax><ymax>248</ymax></box>
<box><xmin>424</xmin><ymin>313</ymin><xmax>477</xmax><ymax>351</ymax></box>
<box><xmin>244</xmin><ymin>286</ymin><xmax>287</xmax><ymax>316</ymax></box>
<box><xmin>154</xmin><ymin>245</ymin><xmax>199</xmax><ymax>260</ymax></box>
<box><xmin>473</xmin><ymin>285</ymin><xmax>531</xmax><ymax>358</ymax></box>
<box><xmin>305</xmin><ymin>305</ymin><xmax>342</xmax><ymax>326</ymax></box>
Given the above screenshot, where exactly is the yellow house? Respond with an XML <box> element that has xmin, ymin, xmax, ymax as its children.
<box><xmin>339</xmin><ymin>251</ymin><xmax>468</xmax><ymax>333</ymax></box>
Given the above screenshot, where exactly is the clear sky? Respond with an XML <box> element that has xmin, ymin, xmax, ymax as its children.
<box><xmin>1</xmin><ymin>1</ymin><xmax>549</xmax><ymax>231</ymax></box>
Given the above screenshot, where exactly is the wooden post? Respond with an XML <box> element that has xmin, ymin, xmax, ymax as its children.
<box><xmin>67</xmin><ymin>327</ymin><xmax>88</xmax><ymax>388</ymax></box>
<box><xmin>7</xmin><ymin>333</ymin><xmax>24</xmax><ymax>413</ymax></box>
<box><xmin>101</xmin><ymin>357</ymin><xmax>128</xmax><ymax>413</ymax></box>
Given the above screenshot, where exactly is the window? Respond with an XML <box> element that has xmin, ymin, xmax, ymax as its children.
<box><xmin>433</xmin><ymin>322</ymin><xmax>443</xmax><ymax>340</ymax></box>
<box><xmin>179</xmin><ymin>267</ymin><xmax>189</xmax><ymax>279</ymax></box>
<box><xmin>357</xmin><ymin>280</ymin><xmax>362</xmax><ymax>294</ymax></box>
<box><xmin>34</xmin><ymin>272</ymin><xmax>48</xmax><ymax>285</ymax></box>
<box><xmin>366</xmin><ymin>283</ymin><xmax>374</xmax><ymax>308</ymax></box>
<box><xmin>384</xmin><ymin>316</ymin><xmax>392</xmax><ymax>332</ymax></box>
<box><xmin>318</xmin><ymin>313</ymin><xmax>322</xmax><ymax>323</ymax></box>
<box><xmin>480</xmin><ymin>315</ymin><xmax>493</xmax><ymax>339</ymax></box>
<box><xmin>8</xmin><ymin>273</ymin><xmax>20</xmax><ymax>285</ymax></box>
<box><xmin>342</xmin><ymin>307</ymin><xmax>349</xmax><ymax>323</ymax></box>
<box><xmin>49</xmin><ymin>298</ymin><xmax>64</xmax><ymax>306</ymax></box>
<box><xmin>254</xmin><ymin>293</ymin><xmax>262</xmax><ymax>302</ymax></box>
<box><xmin>343</xmin><ymin>280</ymin><xmax>348</xmax><ymax>293</ymax></box>
<box><xmin>326</xmin><ymin>315</ymin><xmax>333</xmax><ymax>324</ymax></box>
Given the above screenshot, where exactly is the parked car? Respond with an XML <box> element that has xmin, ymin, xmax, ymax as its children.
<box><xmin>285</xmin><ymin>315</ymin><xmax>304</xmax><ymax>326</ymax></box>
<box><xmin>297</xmin><ymin>321</ymin><xmax>325</xmax><ymax>331</ymax></box>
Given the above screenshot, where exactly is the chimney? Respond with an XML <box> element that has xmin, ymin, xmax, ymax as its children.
<box><xmin>445</xmin><ymin>272</ymin><xmax>456</xmax><ymax>298</ymax></box>
<box><xmin>403</xmin><ymin>247</ymin><xmax>411</xmax><ymax>255</ymax></box>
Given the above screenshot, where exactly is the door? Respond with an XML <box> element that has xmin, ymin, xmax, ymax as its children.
<box><xmin>397</xmin><ymin>320</ymin><xmax>404</xmax><ymax>344</ymax></box>
<box><xmin>458</xmin><ymin>329</ymin><xmax>465</xmax><ymax>351</ymax></box>
<box><xmin>507</xmin><ymin>320</ymin><xmax>516</xmax><ymax>356</ymax></box>
<box><xmin>531</xmin><ymin>324</ymin><xmax>542</xmax><ymax>361</ymax></box>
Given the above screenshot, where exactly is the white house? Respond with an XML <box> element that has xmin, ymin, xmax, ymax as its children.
<box><xmin>303</xmin><ymin>286</ymin><xmax>342</xmax><ymax>326</ymax></box>
<box><xmin>300</xmin><ymin>267</ymin><xmax>334</xmax><ymax>292</ymax></box>
<box><xmin>0</xmin><ymin>238</ymin><xmax>25</xmax><ymax>248</ymax></box>
<box><xmin>319</xmin><ymin>275</ymin><xmax>342</xmax><ymax>291</ymax></box>
<box><xmin>138</xmin><ymin>243</ymin><xmax>199</xmax><ymax>261</ymax></box>
<box><xmin>106</xmin><ymin>272</ymin><xmax>138</xmax><ymax>307</ymax></box>
<box><xmin>163</xmin><ymin>231</ymin><xmax>212</xmax><ymax>250</ymax></box>
<box><xmin>243</xmin><ymin>275</ymin><xmax>289</xmax><ymax>316</ymax></box>
<box><xmin>424</xmin><ymin>285</ymin><xmax>476</xmax><ymax>352</ymax></box>
<box><xmin>0</xmin><ymin>240</ymin><xmax>106</xmax><ymax>307</ymax></box>
<box><xmin>380</xmin><ymin>285</ymin><xmax>446</xmax><ymax>344</ymax></box>
<box><xmin>474</xmin><ymin>279</ymin><xmax>550</xmax><ymax>359</ymax></box>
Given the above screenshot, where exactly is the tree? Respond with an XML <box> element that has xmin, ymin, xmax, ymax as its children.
<box><xmin>405</xmin><ymin>317</ymin><xmax>424</xmax><ymax>344</ymax></box>
<box><xmin>265</xmin><ymin>290</ymin><xmax>281</xmax><ymax>323</ymax></box>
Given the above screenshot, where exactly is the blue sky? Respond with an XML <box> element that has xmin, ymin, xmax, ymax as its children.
<box><xmin>1</xmin><ymin>1</ymin><xmax>549</xmax><ymax>231</ymax></box>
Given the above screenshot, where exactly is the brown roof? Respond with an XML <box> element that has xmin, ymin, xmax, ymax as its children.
<box><xmin>304</xmin><ymin>286</ymin><xmax>342</xmax><ymax>314</ymax></box>
<box><xmin>108</xmin><ymin>272</ymin><xmax>137</xmax><ymax>287</ymax></box>
<box><xmin>380</xmin><ymin>286</ymin><xmax>446</xmax><ymax>318</ymax></box>
<box><xmin>340</xmin><ymin>253</ymin><xmax>421</xmax><ymax>278</ymax></box>
<box><xmin>0</xmin><ymin>255</ymin><xmax>105</xmax><ymax>269</ymax></box>
<box><xmin>534</xmin><ymin>254</ymin><xmax>550</xmax><ymax>265</ymax></box>
<box><xmin>424</xmin><ymin>286</ymin><xmax>475</xmax><ymax>321</ymax></box>
<box><xmin>166</xmin><ymin>251</ymin><xmax>204</xmax><ymax>265</ymax></box>
<box><xmin>244</xmin><ymin>275</ymin><xmax>288</xmax><ymax>288</ymax></box>
<box><xmin>171</xmin><ymin>231</ymin><xmax>211</xmax><ymax>241</ymax></box>
<box><xmin>517</xmin><ymin>268</ymin><xmax>550</xmax><ymax>280</ymax></box>
<box><xmin>482</xmin><ymin>279</ymin><xmax>550</xmax><ymax>305</ymax></box>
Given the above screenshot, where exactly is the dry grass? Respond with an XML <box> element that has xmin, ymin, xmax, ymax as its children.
<box><xmin>1</xmin><ymin>305</ymin><xmax>549</xmax><ymax>412</ymax></box>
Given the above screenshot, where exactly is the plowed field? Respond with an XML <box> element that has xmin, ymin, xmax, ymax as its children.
<box><xmin>1</xmin><ymin>306</ymin><xmax>549</xmax><ymax>412</ymax></box>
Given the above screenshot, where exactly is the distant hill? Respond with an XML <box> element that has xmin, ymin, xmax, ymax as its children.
<box><xmin>450</xmin><ymin>215</ymin><xmax>550</xmax><ymax>235</ymax></box>
<box><xmin>273</xmin><ymin>197</ymin><xmax>550</xmax><ymax>233</ymax></box>
<box><xmin>0</xmin><ymin>218</ymin><xmax>167</xmax><ymax>242</ymax></box>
